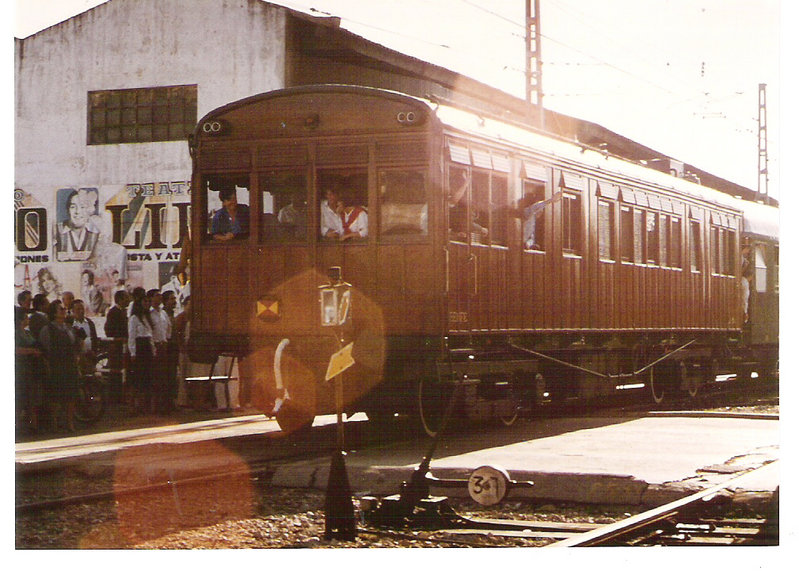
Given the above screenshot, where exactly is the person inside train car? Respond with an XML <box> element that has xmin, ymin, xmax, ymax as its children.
<box><xmin>338</xmin><ymin>189</ymin><xmax>368</xmax><ymax>240</ymax></box>
<box><xmin>277</xmin><ymin>191</ymin><xmax>308</xmax><ymax>239</ymax></box>
<box><xmin>519</xmin><ymin>188</ymin><xmax>553</xmax><ymax>251</ymax></box>
<box><xmin>54</xmin><ymin>188</ymin><xmax>100</xmax><ymax>261</ymax></box>
<box><xmin>211</xmin><ymin>183</ymin><xmax>250</xmax><ymax>241</ymax></box>
<box><xmin>128</xmin><ymin>292</ymin><xmax>155</xmax><ymax>414</ymax></box>
<box><xmin>448</xmin><ymin>168</ymin><xmax>470</xmax><ymax>241</ymax></box>
<box><xmin>71</xmin><ymin>299</ymin><xmax>98</xmax><ymax>378</ymax></box>
<box><xmin>740</xmin><ymin>243</ymin><xmax>752</xmax><ymax>323</ymax></box>
<box><xmin>38</xmin><ymin>300</ymin><xmax>79</xmax><ymax>433</ymax></box>
<box><xmin>148</xmin><ymin>289</ymin><xmax>171</xmax><ymax>414</ymax></box>
<box><xmin>321</xmin><ymin>187</ymin><xmax>344</xmax><ymax>239</ymax></box>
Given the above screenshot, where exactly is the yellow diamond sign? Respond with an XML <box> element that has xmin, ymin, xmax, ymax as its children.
<box><xmin>256</xmin><ymin>297</ymin><xmax>280</xmax><ymax>321</ymax></box>
<box><xmin>325</xmin><ymin>342</ymin><xmax>355</xmax><ymax>381</ymax></box>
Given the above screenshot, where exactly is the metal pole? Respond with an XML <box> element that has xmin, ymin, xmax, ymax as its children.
<box><xmin>323</xmin><ymin>330</ymin><xmax>357</xmax><ymax>540</ymax></box>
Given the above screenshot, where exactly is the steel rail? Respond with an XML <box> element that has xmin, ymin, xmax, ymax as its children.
<box><xmin>548</xmin><ymin>459</ymin><xmax>778</xmax><ymax>547</ymax></box>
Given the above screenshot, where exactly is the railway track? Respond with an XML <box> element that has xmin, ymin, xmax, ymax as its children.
<box><xmin>548</xmin><ymin>461</ymin><xmax>779</xmax><ymax>547</ymax></box>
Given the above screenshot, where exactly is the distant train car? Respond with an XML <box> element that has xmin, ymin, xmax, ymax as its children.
<box><xmin>187</xmin><ymin>85</ymin><xmax>778</xmax><ymax>433</ymax></box>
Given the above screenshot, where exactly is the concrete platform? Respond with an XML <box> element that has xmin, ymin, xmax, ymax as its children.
<box><xmin>272</xmin><ymin>414</ymin><xmax>780</xmax><ymax>506</ymax></box>
<box><xmin>16</xmin><ymin>412</ymin><xmax>779</xmax><ymax>506</ymax></box>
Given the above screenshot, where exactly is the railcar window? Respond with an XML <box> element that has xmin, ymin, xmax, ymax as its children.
<box><xmin>204</xmin><ymin>174</ymin><xmax>250</xmax><ymax>242</ymax></box>
<box><xmin>645</xmin><ymin>211</ymin><xmax>658</xmax><ymax>265</ymax></box>
<box><xmin>562</xmin><ymin>192</ymin><xmax>582</xmax><ymax>255</ymax></box>
<box><xmin>522</xmin><ymin>180</ymin><xmax>546</xmax><ymax>251</ymax></box>
<box><xmin>690</xmin><ymin>220</ymin><xmax>702</xmax><ymax>272</ymax></box>
<box><xmin>621</xmin><ymin>205</ymin><xmax>633</xmax><ymax>262</ymax></box>
<box><xmin>259</xmin><ymin>170</ymin><xmax>308</xmax><ymax>242</ymax></box>
<box><xmin>598</xmin><ymin>200</ymin><xmax>614</xmax><ymax>261</ymax></box>
<box><xmin>318</xmin><ymin>169</ymin><xmax>368</xmax><ymax>242</ymax></box>
<box><xmin>711</xmin><ymin>225</ymin><xmax>719</xmax><ymax>274</ymax></box>
<box><xmin>490</xmin><ymin>174</ymin><xmax>509</xmax><ymax>247</ymax></box>
<box><xmin>471</xmin><ymin>171</ymin><xmax>490</xmax><ymax>245</ymax></box>
<box><xmin>448</xmin><ymin>166</ymin><xmax>469</xmax><ymax>242</ymax></box>
<box><xmin>670</xmin><ymin>217</ymin><xmax>682</xmax><ymax>268</ymax></box>
<box><xmin>633</xmin><ymin>208</ymin><xmax>645</xmax><ymax>264</ymax></box>
<box><xmin>659</xmin><ymin>214</ymin><xmax>669</xmax><ymax>267</ymax></box>
<box><xmin>754</xmin><ymin>246</ymin><xmax>768</xmax><ymax>293</ymax></box>
<box><xmin>724</xmin><ymin>228</ymin><xmax>736</xmax><ymax>275</ymax></box>
<box><xmin>378</xmin><ymin>170</ymin><xmax>428</xmax><ymax>238</ymax></box>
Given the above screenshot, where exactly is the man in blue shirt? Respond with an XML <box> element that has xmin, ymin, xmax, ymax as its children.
<box><xmin>211</xmin><ymin>185</ymin><xmax>250</xmax><ymax>241</ymax></box>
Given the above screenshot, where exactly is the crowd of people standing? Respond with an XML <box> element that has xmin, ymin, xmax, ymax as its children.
<box><xmin>14</xmin><ymin>285</ymin><xmax>189</xmax><ymax>435</ymax></box>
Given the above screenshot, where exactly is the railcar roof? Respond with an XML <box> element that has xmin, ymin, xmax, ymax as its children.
<box><xmin>431</xmin><ymin>102</ymin><xmax>779</xmax><ymax>241</ymax></box>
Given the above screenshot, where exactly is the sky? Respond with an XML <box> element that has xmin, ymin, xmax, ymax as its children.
<box><xmin>12</xmin><ymin>0</ymin><xmax>789</xmax><ymax>200</ymax></box>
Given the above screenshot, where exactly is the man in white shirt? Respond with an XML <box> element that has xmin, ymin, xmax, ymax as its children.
<box><xmin>320</xmin><ymin>188</ymin><xmax>343</xmax><ymax>239</ymax></box>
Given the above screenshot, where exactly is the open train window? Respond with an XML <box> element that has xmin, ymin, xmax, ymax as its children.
<box><xmin>659</xmin><ymin>214</ymin><xmax>669</xmax><ymax>267</ymax></box>
<box><xmin>448</xmin><ymin>166</ymin><xmax>469</xmax><ymax>243</ymax></box>
<box><xmin>633</xmin><ymin>208</ymin><xmax>645</xmax><ymax>264</ymax></box>
<box><xmin>317</xmin><ymin>169</ymin><xmax>368</xmax><ymax>242</ymax></box>
<box><xmin>204</xmin><ymin>174</ymin><xmax>250</xmax><ymax>242</ymax></box>
<box><xmin>562</xmin><ymin>192</ymin><xmax>582</xmax><ymax>256</ymax></box>
<box><xmin>621</xmin><ymin>205</ymin><xmax>633</xmax><ymax>262</ymax></box>
<box><xmin>259</xmin><ymin>170</ymin><xmax>308</xmax><ymax>242</ymax></box>
<box><xmin>711</xmin><ymin>225</ymin><xmax>720</xmax><ymax>274</ymax></box>
<box><xmin>490</xmin><ymin>174</ymin><xmax>508</xmax><ymax>247</ymax></box>
<box><xmin>646</xmin><ymin>211</ymin><xmax>658</xmax><ymax>265</ymax></box>
<box><xmin>754</xmin><ymin>246</ymin><xmax>768</xmax><ymax>293</ymax></box>
<box><xmin>471</xmin><ymin>171</ymin><xmax>490</xmax><ymax>246</ymax></box>
<box><xmin>724</xmin><ymin>229</ymin><xmax>736</xmax><ymax>276</ymax></box>
<box><xmin>522</xmin><ymin>180</ymin><xmax>546</xmax><ymax>252</ymax></box>
<box><xmin>378</xmin><ymin>169</ymin><xmax>427</xmax><ymax>238</ymax></box>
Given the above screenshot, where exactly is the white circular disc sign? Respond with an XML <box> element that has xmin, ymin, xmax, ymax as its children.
<box><xmin>468</xmin><ymin>465</ymin><xmax>511</xmax><ymax>506</ymax></box>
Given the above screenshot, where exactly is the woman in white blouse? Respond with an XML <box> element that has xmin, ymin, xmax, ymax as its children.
<box><xmin>128</xmin><ymin>294</ymin><xmax>155</xmax><ymax>413</ymax></box>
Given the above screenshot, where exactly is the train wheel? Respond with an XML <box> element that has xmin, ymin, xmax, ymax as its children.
<box><xmin>683</xmin><ymin>361</ymin><xmax>700</xmax><ymax>399</ymax></box>
<box><xmin>499</xmin><ymin>404</ymin><xmax>519</xmax><ymax>426</ymax></box>
<box><xmin>498</xmin><ymin>373</ymin><xmax>523</xmax><ymax>426</ymax></box>
<box><xmin>648</xmin><ymin>367</ymin><xmax>667</xmax><ymax>405</ymax></box>
<box><xmin>649</xmin><ymin>361</ymin><xmax>680</xmax><ymax>405</ymax></box>
<box><xmin>274</xmin><ymin>402</ymin><xmax>314</xmax><ymax>434</ymax></box>
<box><xmin>417</xmin><ymin>377</ymin><xmax>456</xmax><ymax>438</ymax></box>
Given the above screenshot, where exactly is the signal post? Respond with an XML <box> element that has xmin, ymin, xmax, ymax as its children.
<box><xmin>319</xmin><ymin>267</ymin><xmax>357</xmax><ymax>541</ymax></box>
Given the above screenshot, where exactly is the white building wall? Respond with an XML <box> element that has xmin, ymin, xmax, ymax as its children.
<box><xmin>14</xmin><ymin>0</ymin><xmax>287</xmax><ymax>316</ymax></box>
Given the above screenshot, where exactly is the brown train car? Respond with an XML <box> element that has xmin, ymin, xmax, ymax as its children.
<box><xmin>187</xmin><ymin>85</ymin><xmax>778</xmax><ymax>433</ymax></box>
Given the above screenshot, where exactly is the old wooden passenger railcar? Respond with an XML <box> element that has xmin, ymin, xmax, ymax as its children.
<box><xmin>187</xmin><ymin>85</ymin><xmax>778</xmax><ymax>433</ymax></box>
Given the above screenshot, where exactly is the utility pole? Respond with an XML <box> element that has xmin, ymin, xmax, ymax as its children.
<box><xmin>526</xmin><ymin>0</ymin><xmax>544</xmax><ymax>129</ymax></box>
<box><xmin>757</xmin><ymin>83</ymin><xmax>768</xmax><ymax>202</ymax></box>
